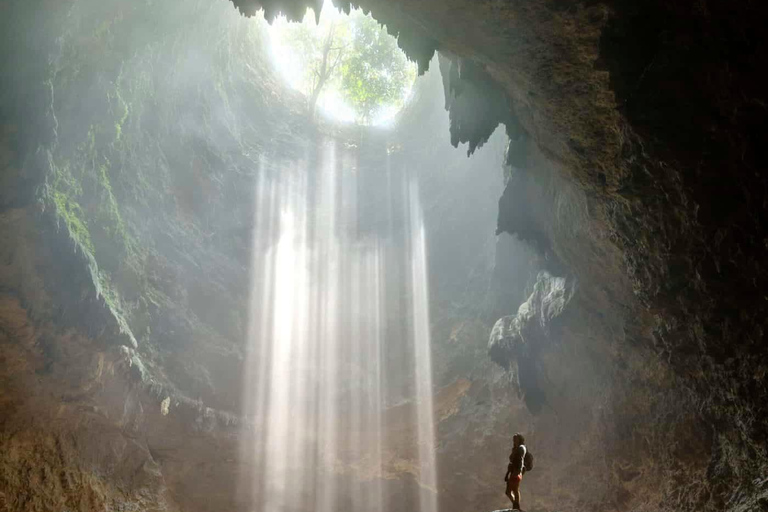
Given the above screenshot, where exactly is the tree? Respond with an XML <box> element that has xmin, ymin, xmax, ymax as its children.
<box><xmin>283</xmin><ymin>17</ymin><xmax>348</xmax><ymax>117</ymax></box>
<box><xmin>307</xmin><ymin>22</ymin><xmax>345</xmax><ymax>116</ymax></box>
<box><xmin>278</xmin><ymin>7</ymin><xmax>415</xmax><ymax>123</ymax></box>
<box><xmin>339</xmin><ymin>11</ymin><xmax>415</xmax><ymax>123</ymax></box>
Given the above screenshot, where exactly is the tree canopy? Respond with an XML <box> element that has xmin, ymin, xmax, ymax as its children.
<box><xmin>273</xmin><ymin>7</ymin><xmax>416</xmax><ymax>124</ymax></box>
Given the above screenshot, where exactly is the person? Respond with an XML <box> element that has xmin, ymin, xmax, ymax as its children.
<box><xmin>504</xmin><ymin>433</ymin><xmax>527</xmax><ymax>510</ymax></box>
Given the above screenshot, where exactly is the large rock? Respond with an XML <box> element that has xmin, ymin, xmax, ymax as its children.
<box><xmin>488</xmin><ymin>272</ymin><xmax>575</xmax><ymax>413</ymax></box>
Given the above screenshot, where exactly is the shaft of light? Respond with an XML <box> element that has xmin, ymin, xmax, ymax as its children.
<box><xmin>240</xmin><ymin>140</ymin><xmax>438</xmax><ymax>512</ymax></box>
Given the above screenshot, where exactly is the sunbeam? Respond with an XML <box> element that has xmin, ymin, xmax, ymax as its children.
<box><xmin>241</xmin><ymin>139</ymin><xmax>437</xmax><ymax>512</ymax></box>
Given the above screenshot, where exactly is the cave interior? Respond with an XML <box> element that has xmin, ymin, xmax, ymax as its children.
<box><xmin>1</xmin><ymin>0</ymin><xmax>767</xmax><ymax>511</ymax></box>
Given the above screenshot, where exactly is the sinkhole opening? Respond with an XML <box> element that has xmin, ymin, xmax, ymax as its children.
<box><xmin>265</xmin><ymin>0</ymin><xmax>417</xmax><ymax>126</ymax></box>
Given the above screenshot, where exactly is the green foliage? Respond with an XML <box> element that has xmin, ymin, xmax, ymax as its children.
<box><xmin>31</xmin><ymin>0</ymin><xmax>299</xmax><ymax>356</ymax></box>
<box><xmin>44</xmin><ymin>115</ymin><xmax>144</xmax><ymax>334</ymax></box>
<box><xmin>339</xmin><ymin>12</ymin><xmax>415</xmax><ymax>123</ymax></box>
<box><xmin>47</xmin><ymin>144</ymin><xmax>93</xmax><ymax>254</ymax></box>
<box><xmin>284</xmin><ymin>18</ymin><xmax>348</xmax><ymax>103</ymax></box>
<box><xmin>46</xmin><ymin>123</ymin><xmax>138</xmax><ymax>261</ymax></box>
<box><xmin>279</xmin><ymin>8</ymin><xmax>416</xmax><ymax>123</ymax></box>
<box><xmin>109</xmin><ymin>83</ymin><xmax>130</xmax><ymax>143</ymax></box>
<box><xmin>52</xmin><ymin>189</ymin><xmax>95</xmax><ymax>254</ymax></box>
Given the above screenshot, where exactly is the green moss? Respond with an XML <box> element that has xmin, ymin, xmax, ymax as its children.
<box><xmin>96</xmin><ymin>269</ymin><xmax>118</xmax><ymax>308</ymax></box>
<box><xmin>96</xmin><ymin>161</ymin><xmax>131</xmax><ymax>243</ymax></box>
<box><xmin>52</xmin><ymin>189</ymin><xmax>94</xmax><ymax>253</ymax></box>
<box><xmin>96</xmin><ymin>269</ymin><xmax>138</xmax><ymax>348</ymax></box>
<box><xmin>109</xmin><ymin>82</ymin><xmax>130</xmax><ymax>144</ymax></box>
<box><xmin>43</xmin><ymin>118</ymin><xmax>144</xmax><ymax>349</ymax></box>
<box><xmin>47</xmin><ymin>152</ymin><xmax>93</xmax><ymax>255</ymax></box>
<box><xmin>52</xmin><ymin>123</ymin><xmax>141</xmax><ymax>265</ymax></box>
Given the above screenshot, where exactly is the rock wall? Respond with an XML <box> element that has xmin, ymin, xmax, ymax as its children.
<box><xmin>0</xmin><ymin>2</ymin><xmax>526</xmax><ymax>509</ymax></box>
<box><xmin>363</xmin><ymin>0</ymin><xmax>768</xmax><ymax>509</ymax></box>
<box><xmin>229</xmin><ymin>0</ymin><xmax>768</xmax><ymax>510</ymax></box>
<box><xmin>0</xmin><ymin>0</ymin><xmax>306</xmax><ymax>508</ymax></box>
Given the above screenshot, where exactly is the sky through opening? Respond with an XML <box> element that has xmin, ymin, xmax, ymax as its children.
<box><xmin>265</xmin><ymin>0</ymin><xmax>417</xmax><ymax>126</ymax></box>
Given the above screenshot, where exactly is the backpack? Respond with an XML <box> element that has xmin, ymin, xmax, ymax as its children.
<box><xmin>523</xmin><ymin>446</ymin><xmax>534</xmax><ymax>472</ymax></box>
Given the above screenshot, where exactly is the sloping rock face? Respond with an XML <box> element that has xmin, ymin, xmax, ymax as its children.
<box><xmin>0</xmin><ymin>0</ymin><xmax>306</xmax><ymax>509</ymax></box>
<box><xmin>488</xmin><ymin>272</ymin><xmax>576</xmax><ymax>413</ymax></box>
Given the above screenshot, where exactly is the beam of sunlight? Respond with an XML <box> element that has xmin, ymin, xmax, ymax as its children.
<box><xmin>409</xmin><ymin>179</ymin><xmax>439</xmax><ymax>509</ymax></box>
<box><xmin>240</xmin><ymin>140</ymin><xmax>438</xmax><ymax>512</ymax></box>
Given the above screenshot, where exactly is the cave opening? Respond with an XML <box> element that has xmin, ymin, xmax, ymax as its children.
<box><xmin>265</xmin><ymin>0</ymin><xmax>417</xmax><ymax>125</ymax></box>
<box><xmin>239</xmin><ymin>3</ymin><xmax>528</xmax><ymax>506</ymax></box>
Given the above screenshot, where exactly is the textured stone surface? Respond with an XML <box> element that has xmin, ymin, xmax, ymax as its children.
<box><xmin>488</xmin><ymin>271</ymin><xmax>575</xmax><ymax>413</ymax></box>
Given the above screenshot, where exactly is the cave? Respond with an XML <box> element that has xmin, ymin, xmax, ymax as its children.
<box><xmin>1</xmin><ymin>0</ymin><xmax>767</xmax><ymax>511</ymax></box>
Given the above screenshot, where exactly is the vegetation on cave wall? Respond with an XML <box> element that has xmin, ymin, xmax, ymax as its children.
<box><xmin>2</xmin><ymin>0</ymin><xmax>312</xmax><ymax>409</ymax></box>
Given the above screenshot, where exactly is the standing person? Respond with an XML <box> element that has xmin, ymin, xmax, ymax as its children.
<box><xmin>504</xmin><ymin>433</ymin><xmax>527</xmax><ymax>510</ymax></box>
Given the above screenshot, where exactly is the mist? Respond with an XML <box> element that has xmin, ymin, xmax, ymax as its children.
<box><xmin>1</xmin><ymin>0</ymin><xmax>546</xmax><ymax>510</ymax></box>
<box><xmin>4</xmin><ymin>0</ymin><xmax>729</xmax><ymax>510</ymax></box>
